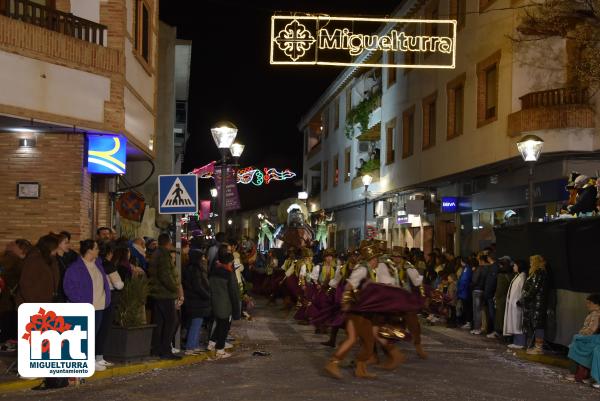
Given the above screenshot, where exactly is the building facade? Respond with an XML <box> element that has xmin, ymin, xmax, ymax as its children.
<box><xmin>0</xmin><ymin>0</ymin><xmax>159</xmax><ymax>246</ymax></box>
<box><xmin>299</xmin><ymin>0</ymin><xmax>599</xmax><ymax>255</ymax></box>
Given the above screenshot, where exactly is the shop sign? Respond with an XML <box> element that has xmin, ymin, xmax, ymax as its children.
<box><xmin>271</xmin><ymin>16</ymin><xmax>457</xmax><ymax>68</ymax></box>
<box><xmin>397</xmin><ymin>216</ymin><xmax>410</xmax><ymax>225</ymax></box>
<box><xmin>441</xmin><ymin>197</ymin><xmax>471</xmax><ymax>213</ymax></box>
<box><xmin>442</xmin><ymin>197</ymin><xmax>458</xmax><ymax>212</ymax></box>
<box><xmin>87</xmin><ymin>134</ymin><xmax>127</xmax><ymax>175</ymax></box>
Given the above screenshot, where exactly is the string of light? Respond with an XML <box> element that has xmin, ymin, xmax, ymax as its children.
<box><xmin>192</xmin><ymin>166</ymin><xmax>297</xmax><ymax>186</ymax></box>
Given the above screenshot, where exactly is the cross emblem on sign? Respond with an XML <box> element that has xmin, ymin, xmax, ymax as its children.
<box><xmin>274</xmin><ymin>19</ymin><xmax>316</xmax><ymax>61</ymax></box>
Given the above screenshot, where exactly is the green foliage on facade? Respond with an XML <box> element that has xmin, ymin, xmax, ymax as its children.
<box><xmin>345</xmin><ymin>90</ymin><xmax>382</xmax><ymax>139</ymax></box>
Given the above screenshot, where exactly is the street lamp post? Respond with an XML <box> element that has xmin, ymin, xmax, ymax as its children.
<box><xmin>229</xmin><ymin>142</ymin><xmax>244</xmax><ymax>236</ymax></box>
<box><xmin>361</xmin><ymin>174</ymin><xmax>373</xmax><ymax>239</ymax></box>
<box><xmin>211</xmin><ymin>121</ymin><xmax>238</xmax><ymax>232</ymax></box>
<box><xmin>210</xmin><ymin>187</ymin><xmax>218</xmax><ymax>233</ymax></box>
<box><xmin>517</xmin><ymin>134</ymin><xmax>544</xmax><ymax>222</ymax></box>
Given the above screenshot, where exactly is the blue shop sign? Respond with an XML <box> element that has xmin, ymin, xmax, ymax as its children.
<box><xmin>397</xmin><ymin>216</ymin><xmax>410</xmax><ymax>225</ymax></box>
<box><xmin>442</xmin><ymin>197</ymin><xmax>458</xmax><ymax>212</ymax></box>
<box><xmin>87</xmin><ymin>134</ymin><xmax>127</xmax><ymax>174</ymax></box>
<box><xmin>441</xmin><ymin>197</ymin><xmax>471</xmax><ymax>213</ymax></box>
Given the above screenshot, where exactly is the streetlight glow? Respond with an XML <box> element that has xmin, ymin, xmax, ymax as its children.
<box><xmin>516</xmin><ymin>134</ymin><xmax>544</xmax><ymax>223</ymax></box>
<box><xmin>230</xmin><ymin>142</ymin><xmax>245</xmax><ymax>158</ymax></box>
<box><xmin>517</xmin><ymin>134</ymin><xmax>544</xmax><ymax>162</ymax></box>
<box><xmin>361</xmin><ymin>174</ymin><xmax>373</xmax><ymax>187</ymax></box>
<box><xmin>228</xmin><ymin>219</ymin><xmax>233</xmax><ymax>225</ymax></box>
<box><xmin>298</xmin><ymin>191</ymin><xmax>308</xmax><ymax>200</ymax></box>
<box><xmin>211</xmin><ymin>121</ymin><xmax>238</xmax><ymax>149</ymax></box>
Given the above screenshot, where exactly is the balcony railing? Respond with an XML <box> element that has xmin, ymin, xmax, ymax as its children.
<box><xmin>0</xmin><ymin>0</ymin><xmax>107</xmax><ymax>46</ymax></box>
<box><xmin>519</xmin><ymin>87</ymin><xmax>589</xmax><ymax>110</ymax></box>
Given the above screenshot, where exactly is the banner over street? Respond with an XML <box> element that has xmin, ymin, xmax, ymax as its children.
<box><xmin>270</xmin><ymin>15</ymin><xmax>457</xmax><ymax>69</ymax></box>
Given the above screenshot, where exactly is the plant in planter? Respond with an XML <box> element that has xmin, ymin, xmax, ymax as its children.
<box><xmin>104</xmin><ymin>275</ymin><xmax>156</xmax><ymax>362</ymax></box>
<box><xmin>358</xmin><ymin>158</ymin><xmax>380</xmax><ymax>176</ymax></box>
<box><xmin>116</xmin><ymin>274</ymin><xmax>149</xmax><ymax>327</ymax></box>
<box><xmin>345</xmin><ymin>90</ymin><xmax>382</xmax><ymax>139</ymax></box>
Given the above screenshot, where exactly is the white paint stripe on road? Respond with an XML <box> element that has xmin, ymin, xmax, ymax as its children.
<box><xmin>424</xmin><ymin>325</ymin><xmax>500</xmax><ymax>347</ymax></box>
<box><xmin>237</xmin><ymin>318</ymin><xmax>279</xmax><ymax>342</ymax></box>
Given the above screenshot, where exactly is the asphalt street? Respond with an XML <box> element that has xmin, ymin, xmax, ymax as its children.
<box><xmin>3</xmin><ymin>300</ymin><xmax>598</xmax><ymax>401</ymax></box>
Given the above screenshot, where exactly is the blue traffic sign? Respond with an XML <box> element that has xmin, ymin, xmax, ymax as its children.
<box><xmin>158</xmin><ymin>175</ymin><xmax>198</xmax><ymax>214</ymax></box>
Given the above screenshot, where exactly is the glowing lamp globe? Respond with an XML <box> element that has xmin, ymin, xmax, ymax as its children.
<box><xmin>517</xmin><ymin>134</ymin><xmax>544</xmax><ymax>162</ymax></box>
<box><xmin>210</xmin><ymin>188</ymin><xmax>218</xmax><ymax>198</ymax></box>
<box><xmin>298</xmin><ymin>191</ymin><xmax>308</xmax><ymax>200</ymax></box>
<box><xmin>230</xmin><ymin>143</ymin><xmax>245</xmax><ymax>158</ymax></box>
<box><xmin>362</xmin><ymin>174</ymin><xmax>373</xmax><ymax>187</ymax></box>
<box><xmin>211</xmin><ymin>121</ymin><xmax>238</xmax><ymax>149</ymax></box>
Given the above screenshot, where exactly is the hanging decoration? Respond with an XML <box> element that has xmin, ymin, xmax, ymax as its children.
<box><xmin>270</xmin><ymin>15</ymin><xmax>457</xmax><ymax>69</ymax></box>
<box><xmin>192</xmin><ymin>164</ymin><xmax>296</xmax><ymax>186</ymax></box>
<box><xmin>237</xmin><ymin>167</ymin><xmax>296</xmax><ymax>186</ymax></box>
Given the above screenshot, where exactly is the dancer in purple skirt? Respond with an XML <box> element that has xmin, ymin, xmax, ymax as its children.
<box><xmin>307</xmin><ymin>248</ymin><xmax>339</xmax><ymax>333</ymax></box>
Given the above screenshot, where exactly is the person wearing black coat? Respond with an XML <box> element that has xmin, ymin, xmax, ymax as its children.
<box><xmin>470</xmin><ymin>253</ymin><xmax>488</xmax><ymax>334</ymax></box>
<box><xmin>521</xmin><ymin>255</ymin><xmax>549</xmax><ymax>355</ymax></box>
<box><xmin>182</xmin><ymin>249</ymin><xmax>211</xmax><ymax>353</ymax></box>
<box><xmin>208</xmin><ymin>244</ymin><xmax>241</xmax><ymax>359</ymax></box>
<box><xmin>483</xmin><ymin>254</ymin><xmax>499</xmax><ymax>334</ymax></box>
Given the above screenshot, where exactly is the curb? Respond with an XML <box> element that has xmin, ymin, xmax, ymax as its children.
<box><xmin>0</xmin><ymin>352</ymin><xmax>211</xmax><ymax>393</ymax></box>
<box><xmin>513</xmin><ymin>350</ymin><xmax>571</xmax><ymax>369</ymax></box>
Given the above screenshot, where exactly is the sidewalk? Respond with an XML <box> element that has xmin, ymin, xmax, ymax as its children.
<box><xmin>512</xmin><ymin>349</ymin><xmax>571</xmax><ymax>369</ymax></box>
<box><xmin>0</xmin><ymin>352</ymin><xmax>213</xmax><ymax>393</ymax></box>
<box><xmin>425</xmin><ymin>323</ymin><xmax>571</xmax><ymax>370</ymax></box>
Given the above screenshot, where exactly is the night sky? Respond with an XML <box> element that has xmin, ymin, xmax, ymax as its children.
<box><xmin>160</xmin><ymin>0</ymin><xmax>401</xmax><ymax>209</ymax></box>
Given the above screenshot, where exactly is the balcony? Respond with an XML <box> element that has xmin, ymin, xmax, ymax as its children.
<box><xmin>0</xmin><ymin>0</ymin><xmax>107</xmax><ymax>46</ymax></box>
<box><xmin>305</xmin><ymin>140</ymin><xmax>321</xmax><ymax>160</ymax></box>
<box><xmin>508</xmin><ymin>87</ymin><xmax>594</xmax><ymax>136</ymax></box>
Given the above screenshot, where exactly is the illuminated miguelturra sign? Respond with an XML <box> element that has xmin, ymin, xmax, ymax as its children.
<box><xmin>270</xmin><ymin>16</ymin><xmax>457</xmax><ymax>68</ymax></box>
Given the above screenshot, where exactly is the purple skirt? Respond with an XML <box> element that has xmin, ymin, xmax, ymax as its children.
<box><xmin>284</xmin><ymin>274</ymin><xmax>302</xmax><ymax>300</ymax></box>
<box><xmin>294</xmin><ymin>283</ymin><xmax>316</xmax><ymax>321</ymax></box>
<box><xmin>349</xmin><ymin>282</ymin><xmax>425</xmax><ymax>315</ymax></box>
<box><xmin>310</xmin><ymin>282</ymin><xmax>346</xmax><ymax>328</ymax></box>
<box><xmin>307</xmin><ymin>285</ymin><xmax>334</xmax><ymax>323</ymax></box>
<box><xmin>268</xmin><ymin>270</ymin><xmax>286</xmax><ymax>296</ymax></box>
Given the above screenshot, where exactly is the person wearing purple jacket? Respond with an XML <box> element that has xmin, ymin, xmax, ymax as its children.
<box><xmin>456</xmin><ymin>257</ymin><xmax>473</xmax><ymax>329</ymax></box>
<box><xmin>63</xmin><ymin>239</ymin><xmax>111</xmax><ymax>373</ymax></box>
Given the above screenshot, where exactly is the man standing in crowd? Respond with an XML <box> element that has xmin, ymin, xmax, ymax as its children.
<box><xmin>208</xmin><ymin>232</ymin><xmax>226</xmax><ymax>268</ymax></box>
<box><xmin>97</xmin><ymin>227</ymin><xmax>112</xmax><ymax>242</ymax></box>
<box><xmin>58</xmin><ymin>231</ymin><xmax>79</xmax><ymax>267</ymax></box>
<box><xmin>149</xmin><ymin>233</ymin><xmax>182</xmax><ymax>360</ymax></box>
<box><xmin>130</xmin><ymin>237</ymin><xmax>148</xmax><ymax>271</ymax></box>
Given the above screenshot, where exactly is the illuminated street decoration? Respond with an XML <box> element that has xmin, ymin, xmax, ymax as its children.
<box><xmin>270</xmin><ymin>15</ymin><xmax>457</xmax><ymax>69</ymax></box>
<box><xmin>192</xmin><ymin>165</ymin><xmax>296</xmax><ymax>186</ymax></box>
<box><xmin>87</xmin><ymin>134</ymin><xmax>127</xmax><ymax>174</ymax></box>
<box><xmin>237</xmin><ymin>167</ymin><xmax>296</xmax><ymax>186</ymax></box>
<box><xmin>274</xmin><ymin>19</ymin><xmax>316</xmax><ymax>61</ymax></box>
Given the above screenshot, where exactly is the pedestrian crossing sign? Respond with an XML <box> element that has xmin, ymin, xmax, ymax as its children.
<box><xmin>158</xmin><ymin>175</ymin><xmax>198</xmax><ymax>214</ymax></box>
